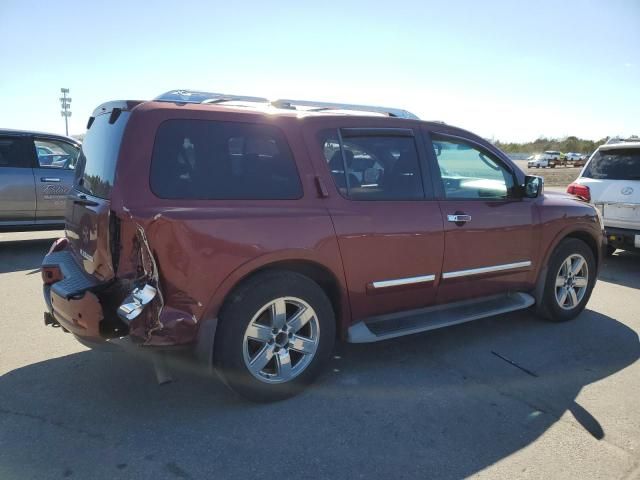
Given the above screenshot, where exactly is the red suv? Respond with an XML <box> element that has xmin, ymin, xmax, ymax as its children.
<box><xmin>42</xmin><ymin>90</ymin><xmax>605</xmax><ymax>401</ymax></box>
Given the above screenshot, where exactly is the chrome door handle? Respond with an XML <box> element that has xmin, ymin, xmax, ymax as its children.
<box><xmin>447</xmin><ymin>214</ymin><xmax>472</xmax><ymax>223</ymax></box>
<box><xmin>41</xmin><ymin>177</ymin><xmax>61</xmax><ymax>182</ymax></box>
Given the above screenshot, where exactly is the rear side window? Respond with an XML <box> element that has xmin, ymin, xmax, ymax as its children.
<box><xmin>76</xmin><ymin>111</ymin><xmax>130</xmax><ymax>198</ymax></box>
<box><xmin>150</xmin><ymin>120</ymin><xmax>302</xmax><ymax>200</ymax></box>
<box><xmin>0</xmin><ymin>137</ymin><xmax>30</xmax><ymax>168</ymax></box>
<box><xmin>583</xmin><ymin>148</ymin><xmax>640</xmax><ymax>180</ymax></box>
<box><xmin>320</xmin><ymin>129</ymin><xmax>424</xmax><ymax>200</ymax></box>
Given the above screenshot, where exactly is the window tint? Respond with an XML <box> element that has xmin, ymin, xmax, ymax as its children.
<box><xmin>432</xmin><ymin>137</ymin><xmax>514</xmax><ymax>199</ymax></box>
<box><xmin>150</xmin><ymin>120</ymin><xmax>302</xmax><ymax>200</ymax></box>
<box><xmin>321</xmin><ymin>130</ymin><xmax>424</xmax><ymax>200</ymax></box>
<box><xmin>583</xmin><ymin>148</ymin><xmax>640</xmax><ymax>180</ymax></box>
<box><xmin>35</xmin><ymin>138</ymin><xmax>79</xmax><ymax>170</ymax></box>
<box><xmin>76</xmin><ymin>111</ymin><xmax>130</xmax><ymax>198</ymax></box>
<box><xmin>0</xmin><ymin>137</ymin><xmax>29</xmax><ymax>168</ymax></box>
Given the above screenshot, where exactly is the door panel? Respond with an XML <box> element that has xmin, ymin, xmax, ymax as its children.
<box><xmin>426</xmin><ymin>131</ymin><xmax>537</xmax><ymax>303</ymax></box>
<box><xmin>437</xmin><ymin>199</ymin><xmax>536</xmax><ymax>302</ymax></box>
<box><xmin>33</xmin><ymin>138</ymin><xmax>79</xmax><ymax>221</ymax></box>
<box><xmin>305</xmin><ymin>122</ymin><xmax>444</xmax><ymax>321</ymax></box>
<box><xmin>329</xmin><ymin>202</ymin><xmax>444</xmax><ymax>319</ymax></box>
<box><xmin>0</xmin><ymin>136</ymin><xmax>36</xmax><ymax>223</ymax></box>
<box><xmin>33</xmin><ymin>168</ymin><xmax>75</xmax><ymax>221</ymax></box>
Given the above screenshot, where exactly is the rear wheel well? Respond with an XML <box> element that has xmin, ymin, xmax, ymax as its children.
<box><xmin>230</xmin><ymin>260</ymin><xmax>343</xmax><ymax>334</ymax></box>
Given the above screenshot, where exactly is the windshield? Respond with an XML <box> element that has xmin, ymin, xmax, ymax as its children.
<box><xmin>583</xmin><ymin>148</ymin><xmax>640</xmax><ymax>180</ymax></box>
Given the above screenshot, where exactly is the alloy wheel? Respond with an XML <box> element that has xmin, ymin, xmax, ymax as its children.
<box><xmin>242</xmin><ymin>297</ymin><xmax>320</xmax><ymax>384</ymax></box>
<box><xmin>554</xmin><ymin>254</ymin><xmax>589</xmax><ymax>310</ymax></box>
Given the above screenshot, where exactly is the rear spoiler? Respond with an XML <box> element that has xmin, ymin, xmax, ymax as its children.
<box><xmin>87</xmin><ymin>100</ymin><xmax>144</xmax><ymax>130</ymax></box>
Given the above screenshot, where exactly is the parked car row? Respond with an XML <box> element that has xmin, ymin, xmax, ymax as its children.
<box><xmin>527</xmin><ymin>151</ymin><xmax>587</xmax><ymax>168</ymax></box>
<box><xmin>39</xmin><ymin>90</ymin><xmax>605</xmax><ymax>401</ymax></box>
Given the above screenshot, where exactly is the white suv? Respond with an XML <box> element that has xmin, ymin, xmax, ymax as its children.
<box><xmin>568</xmin><ymin>142</ymin><xmax>640</xmax><ymax>255</ymax></box>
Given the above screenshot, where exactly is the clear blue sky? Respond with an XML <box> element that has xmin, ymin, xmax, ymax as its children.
<box><xmin>0</xmin><ymin>0</ymin><xmax>638</xmax><ymax>142</ymax></box>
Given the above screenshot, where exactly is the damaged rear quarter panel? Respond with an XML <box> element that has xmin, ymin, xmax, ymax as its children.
<box><xmin>109</xmin><ymin>104</ymin><xmax>348</xmax><ymax>346</ymax></box>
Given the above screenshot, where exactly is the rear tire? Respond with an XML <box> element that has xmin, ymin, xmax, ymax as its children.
<box><xmin>537</xmin><ymin>238</ymin><xmax>596</xmax><ymax>322</ymax></box>
<box><xmin>214</xmin><ymin>270</ymin><xmax>335</xmax><ymax>402</ymax></box>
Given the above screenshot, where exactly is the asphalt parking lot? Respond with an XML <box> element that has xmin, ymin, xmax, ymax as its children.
<box><xmin>1</xmin><ymin>230</ymin><xmax>639</xmax><ymax>480</ymax></box>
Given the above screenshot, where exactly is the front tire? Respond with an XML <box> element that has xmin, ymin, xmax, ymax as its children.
<box><xmin>214</xmin><ymin>271</ymin><xmax>335</xmax><ymax>402</ymax></box>
<box><xmin>538</xmin><ymin>238</ymin><xmax>596</xmax><ymax>322</ymax></box>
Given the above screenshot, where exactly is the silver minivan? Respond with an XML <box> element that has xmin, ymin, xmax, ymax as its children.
<box><xmin>0</xmin><ymin>129</ymin><xmax>80</xmax><ymax>230</ymax></box>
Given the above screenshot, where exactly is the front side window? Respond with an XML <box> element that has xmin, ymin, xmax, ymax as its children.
<box><xmin>320</xmin><ymin>130</ymin><xmax>424</xmax><ymax>200</ymax></box>
<box><xmin>431</xmin><ymin>137</ymin><xmax>515</xmax><ymax>200</ymax></box>
<box><xmin>34</xmin><ymin>138</ymin><xmax>79</xmax><ymax>170</ymax></box>
<box><xmin>582</xmin><ymin>148</ymin><xmax>640</xmax><ymax>180</ymax></box>
<box><xmin>150</xmin><ymin>120</ymin><xmax>302</xmax><ymax>200</ymax></box>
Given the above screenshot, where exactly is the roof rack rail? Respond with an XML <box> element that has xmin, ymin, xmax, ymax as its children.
<box><xmin>154</xmin><ymin>90</ymin><xmax>420</xmax><ymax>120</ymax></box>
<box><xmin>270</xmin><ymin>99</ymin><xmax>419</xmax><ymax>120</ymax></box>
<box><xmin>154</xmin><ymin>90</ymin><xmax>269</xmax><ymax>105</ymax></box>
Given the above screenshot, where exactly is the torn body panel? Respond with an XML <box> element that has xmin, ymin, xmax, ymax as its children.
<box><xmin>111</xmin><ymin>202</ymin><xmax>348</xmax><ymax>346</ymax></box>
<box><xmin>115</xmin><ymin>212</ymin><xmax>205</xmax><ymax>346</ymax></box>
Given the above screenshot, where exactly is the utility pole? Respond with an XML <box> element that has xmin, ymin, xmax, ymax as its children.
<box><xmin>60</xmin><ymin>88</ymin><xmax>72</xmax><ymax>136</ymax></box>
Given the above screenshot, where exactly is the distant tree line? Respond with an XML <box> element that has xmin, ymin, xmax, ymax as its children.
<box><xmin>493</xmin><ymin>136</ymin><xmax>612</xmax><ymax>154</ymax></box>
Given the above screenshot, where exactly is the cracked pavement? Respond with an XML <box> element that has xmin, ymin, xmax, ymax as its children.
<box><xmin>1</xmin><ymin>230</ymin><xmax>639</xmax><ymax>479</ymax></box>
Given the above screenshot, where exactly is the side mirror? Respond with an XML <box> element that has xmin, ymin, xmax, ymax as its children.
<box><xmin>523</xmin><ymin>175</ymin><xmax>544</xmax><ymax>198</ymax></box>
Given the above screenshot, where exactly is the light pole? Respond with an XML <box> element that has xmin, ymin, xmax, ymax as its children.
<box><xmin>60</xmin><ymin>88</ymin><xmax>72</xmax><ymax>136</ymax></box>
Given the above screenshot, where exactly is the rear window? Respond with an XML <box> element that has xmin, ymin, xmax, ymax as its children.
<box><xmin>75</xmin><ymin>110</ymin><xmax>130</xmax><ymax>198</ymax></box>
<box><xmin>583</xmin><ymin>148</ymin><xmax>640</xmax><ymax>180</ymax></box>
<box><xmin>150</xmin><ymin>119</ymin><xmax>302</xmax><ymax>200</ymax></box>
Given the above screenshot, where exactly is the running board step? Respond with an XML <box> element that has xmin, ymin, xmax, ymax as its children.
<box><xmin>347</xmin><ymin>292</ymin><xmax>535</xmax><ymax>343</ymax></box>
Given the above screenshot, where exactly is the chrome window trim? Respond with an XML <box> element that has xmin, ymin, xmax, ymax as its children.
<box><xmin>443</xmin><ymin>261</ymin><xmax>532</xmax><ymax>279</ymax></box>
<box><xmin>372</xmin><ymin>274</ymin><xmax>436</xmax><ymax>289</ymax></box>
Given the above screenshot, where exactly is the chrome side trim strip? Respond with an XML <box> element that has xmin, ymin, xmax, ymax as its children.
<box><xmin>372</xmin><ymin>274</ymin><xmax>436</xmax><ymax>289</ymax></box>
<box><xmin>442</xmin><ymin>261</ymin><xmax>532</xmax><ymax>279</ymax></box>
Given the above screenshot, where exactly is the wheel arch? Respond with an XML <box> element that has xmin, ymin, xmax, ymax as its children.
<box><xmin>196</xmin><ymin>252</ymin><xmax>350</xmax><ymax>365</ymax></box>
<box><xmin>533</xmin><ymin>226</ymin><xmax>601</xmax><ymax>306</ymax></box>
<box><xmin>235</xmin><ymin>259</ymin><xmax>347</xmax><ymax>335</ymax></box>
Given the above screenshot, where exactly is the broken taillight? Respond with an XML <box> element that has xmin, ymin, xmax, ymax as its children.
<box><xmin>566</xmin><ymin>183</ymin><xmax>591</xmax><ymax>201</ymax></box>
<box><xmin>41</xmin><ymin>266</ymin><xmax>63</xmax><ymax>285</ymax></box>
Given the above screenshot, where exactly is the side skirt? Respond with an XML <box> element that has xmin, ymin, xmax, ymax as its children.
<box><xmin>347</xmin><ymin>292</ymin><xmax>535</xmax><ymax>343</ymax></box>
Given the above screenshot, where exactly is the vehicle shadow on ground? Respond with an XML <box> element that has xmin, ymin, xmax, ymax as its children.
<box><xmin>1</xmin><ymin>308</ymin><xmax>638</xmax><ymax>479</ymax></box>
<box><xmin>599</xmin><ymin>250</ymin><xmax>640</xmax><ymax>289</ymax></box>
<box><xmin>0</xmin><ymin>238</ymin><xmax>56</xmax><ymax>274</ymax></box>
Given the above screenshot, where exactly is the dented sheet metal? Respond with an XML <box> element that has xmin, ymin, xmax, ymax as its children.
<box><xmin>120</xmin><ymin>212</ymin><xmax>203</xmax><ymax>346</ymax></box>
